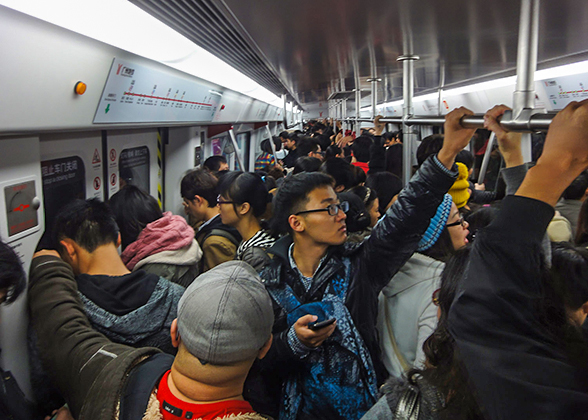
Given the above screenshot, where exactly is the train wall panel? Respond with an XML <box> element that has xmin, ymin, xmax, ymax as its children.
<box><xmin>0</xmin><ymin>136</ymin><xmax>44</xmax><ymax>399</ymax></box>
<box><xmin>0</xmin><ymin>6</ymin><xmax>281</xmax><ymax>135</ymax></box>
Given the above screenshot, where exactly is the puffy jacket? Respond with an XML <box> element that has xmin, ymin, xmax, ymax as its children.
<box><xmin>246</xmin><ymin>156</ymin><xmax>457</xmax><ymax>417</ymax></box>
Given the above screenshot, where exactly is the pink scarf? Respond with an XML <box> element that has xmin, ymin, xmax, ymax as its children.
<box><xmin>122</xmin><ymin>212</ymin><xmax>194</xmax><ymax>270</ymax></box>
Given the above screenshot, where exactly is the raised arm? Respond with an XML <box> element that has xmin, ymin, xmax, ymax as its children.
<box><xmin>448</xmin><ymin>99</ymin><xmax>588</xmax><ymax>419</ymax></box>
<box><xmin>361</xmin><ymin>108</ymin><xmax>476</xmax><ymax>287</ymax></box>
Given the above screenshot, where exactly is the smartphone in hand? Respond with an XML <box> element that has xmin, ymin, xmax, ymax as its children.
<box><xmin>309</xmin><ymin>318</ymin><xmax>336</xmax><ymax>330</ymax></box>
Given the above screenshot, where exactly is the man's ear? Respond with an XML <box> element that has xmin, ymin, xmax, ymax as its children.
<box><xmin>59</xmin><ymin>239</ymin><xmax>76</xmax><ymax>260</ymax></box>
<box><xmin>288</xmin><ymin>214</ymin><xmax>305</xmax><ymax>233</ymax></box>
<box><xmin>257</xmin><ymin>335</ymin><xmax>273</xmax><ymax>360</ymax></box>
<box><xmin>116</xmin><ymin>233</ymin><xmax>122</xmax><ymax>248</ymax></box>
<box><xmin>335</xmin><ymin>185</ymin><xmax>345</xmax><ymax>193</ymax></box>
<box><xmin>170</xmin><ymin>319</ymin><xmax>180</xmax><ymax>348</ymax></box>
<box><xmin>581</xmin><ymin>301</ymin><xmax>588</xmax><ymax>316</ymax></box>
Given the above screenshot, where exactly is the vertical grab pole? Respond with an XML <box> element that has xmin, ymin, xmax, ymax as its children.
<box><xmin>398</xmin><ymin>54</ymin><xmax>420</xmax><ymax>185</ymax></box>
<box><xmin>228</xmin><ymin>128</ymin><xmax>244</xmax><ymax>171</ymax></box>
<box><xmin>513</xmin><ymin>0</ymin><xmax>540</xmax><ymax>162</ymax></box>
<box><xmin>265</xmin><ymin>124</ymin><xmax>277</xmax><ymax>165</ymax></box>
<box><xmin>477</xmin><ymin>133</ymin><xmax>496</xmax><ymax>185</ymax></box>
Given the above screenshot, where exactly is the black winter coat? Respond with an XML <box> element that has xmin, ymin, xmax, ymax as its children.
<box><xmin>245</xmin><ymin>156</ymin><xmax>457</xmax><ymax>417</ymax></box>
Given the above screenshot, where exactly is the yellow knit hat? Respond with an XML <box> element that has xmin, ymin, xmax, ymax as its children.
<box><xmin>449</xmin><ymin>162</ymin><xmax>471</xmax><ymax>208</ymax></box>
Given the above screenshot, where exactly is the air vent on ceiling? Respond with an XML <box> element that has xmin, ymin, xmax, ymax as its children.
<box><xmin>129</xmin><ymin>0</ymin><xmax>288</xmax><ymax>98</ymax></box>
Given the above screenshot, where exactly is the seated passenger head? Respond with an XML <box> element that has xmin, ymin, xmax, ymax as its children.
<box><xmin>365</xmin><ymin>172</ymin><xmax>403</xmax><ymax>215</ymax></box>
<box><xmin>202</xmin><ymin>155</ymin><xmax>228</xmax><ymax>173</ymax></box>
<box><xmin>351</xmin><ymin>135</ymin><xmax>373</xmax><ymax>163</ymax></box>
<box><xmin>271</xmin><ymin>172</ymin><xmax>347</xmax><ymax>245</ymax></box>
<box><xmin>108</xmin><ymin>185</ymin><xmax>162</xmax><ymax>250</ymax></box>
<box><xmin>348</xmin><ymin>186</ymin><xmax>380</xmax><ymax>228</ymax></box>
<box><xmin>320</xmin><ymin>158</ymin><xmax>356</xmax><ymax>192</ymax></box>
<box><xmin>181</xmin><ymin>169</ymin><xmax>219</xmax><ymax>222</ymax></box>
<box><xmin>171</xmin><ymin>261</ymin><xmax>273</xmax><ymax>380</ymax></box>
<box><xmin>549</xmin><ymin>243</ymin><xmax>588</xmax><ymax>327</ymax></box>
<box><xmin>562</xmin><ymin>171</ymin><xmax>588</xmax><ymax>201</ymax></box>
<box><xmin>52</xmin><ymin>198</ymin><xmax>120</xmax><ymax>271</ymax></box>
<box><xmin>217</xmin><ymin>171</ymin><xmax>271</xmax><ymax>227</ymax></box>
<box><xmin>293</xmin><ymin>156</ymin><xmax>322</xmax><ymax>174</ymax></box>
<box><xmin>417</xmin><ymin>195</ymin><xmax>469</xmax><ymax>262</ymax></box>
<box><xmin>0</xmin><ymin>240</ymin><xmax>26</xmax><ymax>306</ymax></box>
<box><xmin>416</xmin><ymin>134</ymin><xmax>445</xmax><ymax>167</ymax></box>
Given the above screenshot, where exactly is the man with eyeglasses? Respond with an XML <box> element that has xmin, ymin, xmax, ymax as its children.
<box><xmin>244</xmin><ymin>109</ymin><xmax>477</xmax><ymax>420</ymax></box>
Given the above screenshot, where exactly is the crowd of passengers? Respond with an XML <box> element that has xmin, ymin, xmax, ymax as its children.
<box><xmin>3</xmin><ymin>101</ymin><xmax>588</xmax><ymax>420</ymax></box>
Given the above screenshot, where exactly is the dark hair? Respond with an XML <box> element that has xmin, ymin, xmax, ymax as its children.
<box><xmin>366</xmin><ymin>172</ymin><xmax>403</xmax><ymax>214</ymax></box>
<box><xmin>297</xmin><ymin>137</ymin><xmax>320</xmax><ymax>157</ymax></box>
<box><xmin>382</xmin><ymin>132</ymin><xmax>395</xmax><ymax>143</ymax></box>
<box><xmin>348</xmin><ymin>186</ymin><xmax>378</xmax><ymax>210</ymax></box>
<box><xmin>351</xmin><ymin>135</ymin><xmax>373</xmax><ymax>163</ymax></box>
<box><xmin>539</xmin><ymin>243</ymin><xmax>588</xmax><ymax>367</ymax></box>
<box><xmin>203</xmin><ymin>155</ymin><xmax>227</xmax><ymax>172</ymax></box>
<box><xmin>337</xmin><ymin>192</ymin><xmax>370</xmax><ymax>233</ymax></box>
<box><xmin>417</xmin><ymin>134</ymin><xmax>444</xmax><ymax>167</ymax></box>
<box><xmin>260</xmin><ymin>139</ymin><xmax>273</xmax><ymax>154</ymax></box>
<box><xmin>0</xmin><ymin>241</ymin><xmax>26</xmax><ymax>304</ymax></box>
<box><xmin>412</xmin><ymin>246</ymin><xmax>483</xmax><ymax>419</ymax></box>
<box><xmin>313</xmin><ymin>122</ymin><xmax>326</xmax><ymax>133</ymax></box>
<box><xmin>575</xmin><ymin>199</ymin><xmax>588</xmax><ymax>246</ymax></box>
<box><xmin>108</xmin><ymin>185</ymin><xmax>163</xmax><ymax>249</ymax></box>
<box><xmin>279</xmin><ymin>131</ymin><xmax>290</xmax><ymax>140</ymax></box>
<box><xmin>293</xmin><ymin>156</ymin><xmax>322</xmax><ymax>174</ymax></box>
<box><xmin>271</xmin><ymin>136</ymin><xmax>282</xmax><ymax>151</ymax></box>
<box><xmin>181</xmin><ymin>169</ymin><xmax>218</xmax><ymax>207</ymax></box>
<box><xmin>352</xmin><ymin>165</ymin><xmax>366</xmax><ymax>185</ymax></box>
<box><xmin>455</xmin><ymin>150</ymin><xmax>474</xmax><ymax>171</ymax></box>
<box><xmin>271</xmin><ymin>172</ymin><xmax>334</xmax><ymax>234</ymax></box>
<box><xmin>267</xmin><ymin>166</ymin><xmax>285</xmax><ymax>180</ymax></box>
<box><xmin>53</xmin><ymin>199</ymin><xmax>119</xmax><ymax>253</ymax></box>
<box><xmin>325</xmin><ymin>145</ymin><xmax>342</xmax><ymax>160</ymax></box>
<box><xmin>465</xmin><ymin>206</ymin><xmax>498</xmax><ymax>243</ymax></box>
<box><xmin>314</xmin><ymin>134</ymin><xmax>331</xmax><ymax>152</ymax></box>
<box><xmin>385</xmin><ymin>143</ymin><xmax>403</xmax><ymax>178</ymax></box>
<box><xmin>218</xmin><ymin>171</ymin><xmax>270</xmax><ymax>218</ymax></box>
<box><xmin>562</xmin><ymin>171</ymin><xmax>588</xmax><ymax>200</ymax></box>
<box><xmin>320</xmin><ymin>158</ymin><xmax>356</xmax><ymax>191</ymax></box>
<box><xmin>421</xmin><ymin>228</ymin><xmax>455</xmax><ymax>262</ymax></box>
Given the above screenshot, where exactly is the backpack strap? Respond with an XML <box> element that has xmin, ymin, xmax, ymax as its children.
<box><xmin>119</xmin><ymin>353</ymin><xmax>174</xmax><ymax>420</ymax></box>
<box><xmin>203</xmin><ymin>228</ymin><xmax>240</xmax><ymax>248</ymax></box>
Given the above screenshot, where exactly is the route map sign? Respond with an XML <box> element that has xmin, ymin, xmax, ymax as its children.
<box><xmin>94</xmin><ymin>58</ymin><xmax>222</xmax><ymax>124</ymax></box>
<box><xmin>542</xmin><ymin>74</ymin><xmax>588</xmax><ymax>110</ymax></box>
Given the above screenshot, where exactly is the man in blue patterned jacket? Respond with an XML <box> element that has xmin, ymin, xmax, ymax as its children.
<box><xmin>244</xmin><ymin>109</ymin><xmax>476</xmax><ymax>420</ymax></box>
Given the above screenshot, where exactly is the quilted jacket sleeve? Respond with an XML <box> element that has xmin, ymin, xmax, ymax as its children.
<box><xmin>360</xmin><ymin>156</ymin><xmax>457</xmax><ymax>291</ymax></box>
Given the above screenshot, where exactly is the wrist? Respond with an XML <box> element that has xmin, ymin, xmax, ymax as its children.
<box><xmin>437</xmin><ymin>148</ymin><xmax>458</xmax><ymax>170</ymax></box>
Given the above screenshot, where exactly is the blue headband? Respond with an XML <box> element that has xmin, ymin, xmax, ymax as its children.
<box><xmin>417</xmin><ymin>194</ymin><xmax>453</xmax><ymax>252</ymax></box>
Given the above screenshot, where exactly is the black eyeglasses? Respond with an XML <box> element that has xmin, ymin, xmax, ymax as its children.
<box><xmin>217</xmin><ymin>194</ymin><xmax>237</xmax><ymax>205</ymax></box>
<box><xmin>446</xmin><ymin>214</ymin><xmax>466</xmax><ymax>228</ymax></box>
<box><xmin>295</xmin><ymin>201</ymin><xmax>349</xmax><ymax>217</ymax></box>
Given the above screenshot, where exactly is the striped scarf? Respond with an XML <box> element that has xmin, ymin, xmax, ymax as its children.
<box><xmin>237</xmin><ymin>229</ymin><xmax>276</xmax><ymax>259</ymax></box>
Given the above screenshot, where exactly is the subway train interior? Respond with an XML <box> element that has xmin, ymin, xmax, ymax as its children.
<box><xmin>1</xmin><ymin>0</ymin><xmax>588</xmax><ymax>415</ymax></box>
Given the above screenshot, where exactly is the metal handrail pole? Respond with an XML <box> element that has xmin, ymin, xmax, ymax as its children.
<box><xmin>477</xmin><ymin>133</ymin><xmax>496</xmax><ymax>185</ymax></box>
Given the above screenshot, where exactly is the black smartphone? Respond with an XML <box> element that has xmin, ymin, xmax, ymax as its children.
<box><xmin>309</xmin><ymin>318</ymin><xmax>336</xmax><ymax>330</ymax></box>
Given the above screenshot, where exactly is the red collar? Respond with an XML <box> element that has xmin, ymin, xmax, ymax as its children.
<box><xmin>156</xmin><ymin>370</ymin><xmax>254</xmax><ymax>420</ymax></box>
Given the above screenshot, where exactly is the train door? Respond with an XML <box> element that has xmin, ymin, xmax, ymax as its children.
<box><xmin>0</xmin><ymin>136</ymin><xmax>45</xmax><ymax>398</ymax></box>
<box><xmin>39</xmin><ymin>132</ymin><xmax>104</xmax><ymax>244</ymax></box>
<box><xmin>105</xmin><ymin>130</ymin><xmax>161</xmax><ymax>204</ymax></box>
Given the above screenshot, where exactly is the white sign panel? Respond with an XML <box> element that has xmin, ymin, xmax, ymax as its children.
<box><xmin>94</xmin><ymin>58</ymin><xmax>221</xmax><ymax>124</ymax></box>
<box><xmin>542</xmin><ymin>74</ymin><xmax>588</xmax><ymax>110</ymax></box>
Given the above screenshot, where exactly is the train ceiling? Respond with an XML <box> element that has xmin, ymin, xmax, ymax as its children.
<box><xmin>130</xmin><ymin>0</ymin><xmax>588</xmax><ymax>108</ymax></box>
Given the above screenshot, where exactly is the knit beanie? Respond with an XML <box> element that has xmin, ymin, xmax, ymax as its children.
<box><xmin>449</xmin><ymin>162</ymin><xmax>471</xmax><ymax>209</ymax></box>
<box><xmin>417</xmin><ymin>194</ymin><xmax>453</xmax><ymax>252</ymax></box>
